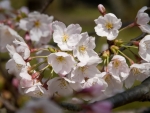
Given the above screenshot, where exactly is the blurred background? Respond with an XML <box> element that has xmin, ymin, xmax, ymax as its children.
<box><xmin>0</xmin><ymin>0</ymin><xmax>150</xmax><ymax>112</ymax></box>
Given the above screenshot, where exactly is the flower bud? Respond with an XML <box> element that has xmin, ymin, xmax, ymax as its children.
<box><xmin>110</xmin><ymin>45</ymin><xmax>119</xmax><ymax>54</ymax></box>
<box><xmin>114</xmin><ymin>39</ymin><xmax>123</xmax><ymax>47</ymax></box>
<box><xmin>102</xmin><ymin>50</ymin><xmax>110</xmax><ymax>59</ymax></box>
<box><xmin>98</xmin><ymin>4</ymin><xmax>106</xmax><ymax>16</ymax></box>
<box><xmin>132</xmin><ymin>41</ymin><xmax>139</xmax><ymax>46</ymax></box>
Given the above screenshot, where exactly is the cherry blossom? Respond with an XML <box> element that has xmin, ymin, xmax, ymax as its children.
<box><xmin>47</xmin><ymin>77</ymin><xmax>73</xmax><ymax>96</ymax></box>
<box><xmin>139</xmin><ymin>35</ymin><xmax>150</xmax><ymax>62</ymax></box>
<box><xmin>73</xmin><ymin>32</ymin><xmax>97</xmax><ymax>62</ymax></box>
<box><xmin>52</xmin><ymin>21</ymin><xmax>82</xmax><ymax>51</ymax></box>
<box><xmin>136</xmin><ymin>6</ymin><xmax>150</xmax><ymax>33</ymax></box>
<box><xmin>70</xmin><ymin>59</ymin><xmax>101</xmax><ymax>83</ymax></box>
<box><xmin>107</xmin><ymin>55</ymin><xmax>130</xmax><ymax>82</ymax></box>
<box><xmin>12</xmin><ymin>39</ymin><xmax>30</xmax><ymax>59</ymax></box>
<box><xmin>0</xmin><ymin>24</ymin><xmax>24</xmax><ymax>52</ymax></box>
<box><xmin>94</xmin><ymin>13</ymin><xmax>122</xmax><ymax>40</ymax></box>
<box><xmin>5</xmin><ymin>53</ymin><xmax>27</xmax><ymax>77</ymax></box>
<box><xmin>47</xmin><ymin>52</ymin><xmax>76</xmax><ymax>75</ymax></box>
<box><xmin>125</xmin><ymin>63</ymin><xmax>150</xmax><ymax>88</ymax></box>
<box><xmin>19</xmin><ymin>11</ymin><xmax>53</xmax><ymax>42</ymax></box>
<box><xmin>101</xmin><ymin>72</ymin><xmax>124</xmax><ymax>97</ymax></box>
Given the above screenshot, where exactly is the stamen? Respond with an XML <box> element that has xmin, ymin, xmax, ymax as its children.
<box><xmin>131</xmin><ymin>67</ymin><xmax>141</xmax><ymax>75</ymax></box>
<box><xmin>79</xmin><ymin>45</ymin><xmax>86</xmax><ymax>53</ymax></box>
<box><xmin>105</xmin><ymin>22</ymin><xmax>113</xmax><ymax>30</ymax></box>
<box><xmin>112</xmin><ymin>59</ymin><xmax>121</xmax><ymax>68</ymax></box>
<box><xmin>62</xmin><ymin>34</ymin><xmax>69</xmax><ymax>42</ymax></box>
<box><xmin>34</xmin><ymin>20</ymin><xmax>41</xmax><ymax>28</ymax></box>
<box><xmin>144</xmin><ymin>40</ymin><xmax>150</xmax><ymax>49</ymax></box>
<box><xmin>56</xmin><ymin>56</ymin><xmax>65</xmax><ymax>62</ymax></box>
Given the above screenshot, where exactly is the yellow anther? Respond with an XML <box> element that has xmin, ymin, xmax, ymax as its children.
<box><xmin>34</xmin><ymin>20</ymin><xmax>41</xmax><ymax>28</ymax></box>
<box><xmin>105</xmin><ymin>22</ymin><xmax>113</xmax><ymax>30</ymax></box>
<box><xmin>112</xmin><ymin>59</ymin><xmax>121</xmax><ymax>68</ymax></box>
<box><xmin>62</xmin><ymin>34</ymin><xmax>69</xmax><ymax>42</ymax></box>
<box><xmin>79</xmin><ymin>45</ymin><xmax>86</xmax><ymax>53</ymax></box>
<box><xmin>131</xmin><ymin>67</ymin><xmax>141</xmax><ymax>75</ymax></box>
<box><xmin>56</xmin><ymin>56</ymin><xmax>65</xmax><ymax>62</ymax></box>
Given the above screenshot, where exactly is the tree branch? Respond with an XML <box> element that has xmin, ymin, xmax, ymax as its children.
<box><xmin>40</xmin><ymin>0</ymin><xmax>54</xmax><ymax>13</ymax></box>
<box><xmin>100</xmin><ymin>76</ymin><xmax>150</xmax><ymax>108</ymax></box>
<box><xmin>59</xmin><ymin>76</ymin><xmax>150</xmax><ymax>112</ymax></box>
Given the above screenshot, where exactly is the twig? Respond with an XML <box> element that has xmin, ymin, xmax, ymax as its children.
<box><xmin>40</xmin><ymin>0</ymin><xmax>54</xmax><ymax>13</ymax></box>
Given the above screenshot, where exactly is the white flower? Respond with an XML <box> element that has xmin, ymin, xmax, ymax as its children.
<box><xmin>125</xmin><ymin>63</ymin><xmax>150</xmax><ymax>88</ymax></box>
<box><xmin>101</xmin><ymin>72</ymin><xmax>124</xmax><ymax>97</ymax></box>
<box><xmin>19</xmin><ymin>70</ymin><xmax>50</xmax><ymax>98</ymax></box>
<box><xmin>107</xmin><ymin>55</ymin><xmax>130</xmax><ymax>82</ymax></box>
<box><xmin>5</xmin><ymin>53</ymin><xmax>27</xmax><ymax>77</ymax></box>
<box><xmin>13</xmin><ymin>39</ymin><xmax>30</xmax><ymax>59</ymax></box>
<box><xmin>21</xmin><ymin>82</ymin><xmax>50</xmax><ymax>98</ymax></box>
<box><xmin>47</xmin><ymin>77</ymin><xmax>73</xmax><ymax>96</ymax></box>
<box><xmin>0</xmin><ymin>24</ymin><xmax>24</xmax><ymax>52</ymax></box>
<box><xmin>52</xmin><ymin>21</ymin><xmax>82</xmax><ymax>51</ymax></box>
<box><xmin>139</xmin><ymin>35</ymin><xmax>150</xmax><ymax>62</ymax></box>
<box><xmin>136</xmin><ymin>6</ymin><xmax>150</xmax><ymax>33</ymax></box>
<box><xmin>48</xmin><ymin>52</ymin><xmax>75</xmax><ymax>75</ymax></box>
<box><xmin>94</xmin><ymin>13</ymin><xmax>122</xmax><ymax>40</ymax></box>
<box><xmin>17</xmin><ymin>99</ymin><xmax>62</xmax><ymax>113</ymax></box>
<box><xmin>70</xmin><ymin>59</ymin><xmax>101</xmax><ymax>83</ymax></box>
<box><xmin>71</xmin><ymin>75</ymin><xmax>107</xmax><ymax>101</ymax></box>
<box><xmin>19</xmin><ymin>11</ymin><xmax>53</xmax><ymax>42</ymax></box>
<box><xmin>73</xmin><ymin>32</ymin><xmax>97</xmax><ymax>61</ymax></box>
<box><xmin>0</xmin><ymin>0</ymin><xmax>12</xmax><ymax>10</ymax></box>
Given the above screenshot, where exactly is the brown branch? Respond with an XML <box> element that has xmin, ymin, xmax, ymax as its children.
<box><xmin>59</xmin><ymin>76</ymin><xmax>150</xmax><ymax>112</ymax></box>
<box><xmin>40</xmin><ymin>0</ymin><xmax>54</xmax><ymax>13</ymax></box>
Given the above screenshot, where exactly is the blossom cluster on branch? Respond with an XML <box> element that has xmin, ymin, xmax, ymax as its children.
<box><xmin>0</xmin><ymin>1</ymin><xmax>150</xmax><ymax>113</ymax></box>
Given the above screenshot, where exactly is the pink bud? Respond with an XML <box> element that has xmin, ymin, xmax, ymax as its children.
<box><xmin>98</xmin><ymin>4</ymin><xmax>106</xmax><ymax>16</ymax></box>
<box><xmin>25</xmin><ymin>32</ymin><xmax>30</xmax><ymax>41</ymax></box>
<box><xmin>12</xmin><ymin>78</ymin><xmax>19</xmax><ymax>88</ymax></box>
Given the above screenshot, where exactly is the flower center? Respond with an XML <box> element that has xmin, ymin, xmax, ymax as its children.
<box><xmin>59</xmin><ymin>79</ymin><xmax>68</xmax><ymax>89</ymax></box>
<box><xmin>56</xmin><ymin>56</ymin><xmax>65</xmax><ymax>62</ymax></box>
<box><xmin>79</xmin><ymin>66</ymin><xmax>88</xmax><ymax>73</ymax></box>
<box><xmin>35</xmin><ymin>91</ymin><xmax>43</xmax><ymax>96</ymax></box>
<box><xmin>105</xmin><ymin>22</ymin><xmax>113</xmax><ymax>30</ymax></box>
<box><xmin>79</xmin><ymin>45</ymin><xmax>86</xmax><ymax>53</ymax></box>
<box><xmin>112</xmin><ymin>59</ymin><xmax>121</xmax><ymax>68</ymax></box>
<box><xmin>131</xmin><ymin>67</ymin><xmax>141</xmax><ymax>75</ymax></box>
<box><xmin>144</xmin><ymin>40</ymin><xmax>150</xmax><ymax>49</ymax></box>
<box><xmin>104</xmin><ymin>74</ymin><xmax>111</xmax><ymax>83</ymax></box>
<box><xmin>62</xmin><ymin>34</ymin><xmax>69</xmax><ymax>42</ymax></box>
<box><xmin>34</xmin><ymin>20</ymin><xmax>41</xmax><ymax>28</ymax></box>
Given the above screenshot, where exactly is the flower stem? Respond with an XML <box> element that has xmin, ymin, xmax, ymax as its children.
<box><xmin>119</xmin><ymin>23</ymin><xmax>135</xmax><ymax>32</ymax></box>
<box><xmin>39</xmin><ymin>65</ymin><xmax>50</xmax><ymax>72</ymax></box>
<box><xmin>30</xmin><ymin>56</ymin><xmax>48</xmax><ymax>59</ymax></box>
<box><xmin>118</xmin><ymin>50</ymin><xmax>134</xmax><ymax>65</ymax></box>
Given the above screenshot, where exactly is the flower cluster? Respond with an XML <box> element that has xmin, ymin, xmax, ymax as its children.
<box><xmin>1</xmin><ymin>2</ymin><xmax>150</xmax><ymax>113</ymax></box>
